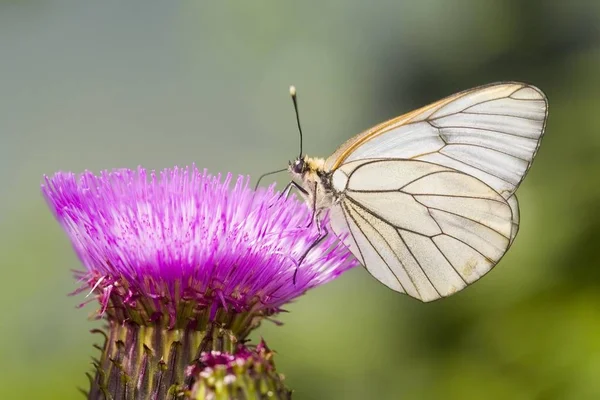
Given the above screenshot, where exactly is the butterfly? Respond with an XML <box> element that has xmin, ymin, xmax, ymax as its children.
<box><xmin>269</xmin><ymin>82</ymin><xmax>548</xmax><ymax>302</ymax></box>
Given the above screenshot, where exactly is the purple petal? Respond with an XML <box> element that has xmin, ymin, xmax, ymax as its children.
<box><xmin>42</xmin><ymin>165</ymin><xmax>358</xmax><ymax>314</ymax></box>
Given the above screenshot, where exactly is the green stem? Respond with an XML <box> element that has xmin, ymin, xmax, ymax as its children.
<box><xmin>87</xmin><ymin>321</ymin><xmax>237</xmax><ymax>400</ymax></box>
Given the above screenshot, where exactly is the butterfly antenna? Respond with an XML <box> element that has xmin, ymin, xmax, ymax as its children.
<box><xmin>289</xmin><ymin>85</ymin><xmax>303</xmax><ymax>158</ymax></box>
<box><xmin>253</xmin><ymin>85</ymin><xmax>303</xmax><ymax>191</ymax></box>
<box><xmin>254</xmin><ymin>168</ymin><xmax>287</xmax><ymax>190</ymax></box>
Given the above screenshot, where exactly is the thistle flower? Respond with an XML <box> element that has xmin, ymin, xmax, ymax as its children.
<box><xmin>42</xmin><ymin>165</ymin><xmax>356</xmax><ymax>399</ymax></box>
<box><xmin>188</xmin><ymin>340</ymin><xmax>290</xmax><ymax>399</ymax></box>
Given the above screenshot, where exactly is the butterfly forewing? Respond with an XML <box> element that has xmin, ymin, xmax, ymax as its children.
<box><xmin>326</xmin><ymin>82</ymin><xmax>548</xmax><ymax>200</ymax></box>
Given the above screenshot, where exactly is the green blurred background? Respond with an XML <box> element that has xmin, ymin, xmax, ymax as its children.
<box><xmin>1</xmin><ymin>1</ymin><xmax>599</xmax><ymax>399</ymax></box>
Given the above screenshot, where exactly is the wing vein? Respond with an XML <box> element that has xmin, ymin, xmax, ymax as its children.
<box><xmin>435</xmin><ymin>152</ymin><xmax>515</xmax><ymax>185</ymax></box>
<box><xmin>444</xmin><ymin>143</ymin><xmax>532</xmax><ymax>163</ymax></box>
<box><xmin>408</xmin><ymin>193</ymin><xmax>507</xmax><ymax>204</ymax></box>
<box><xmin>397</xmin><ymin>170</ymin><xmax>450</xmax><ymax>191</ymax></box>
<box><xmin>429</xmin><ymin>123</ymin><xmax>541</xmax><ymax>140</ymax></box>
<box><xmin>342</xmin><ymin>202</ymin><xmax>409</xmax><ymax>294</ymax></box>
<box><xmin>424</xmin><ymin>85</ymin><xmax>526</xmax><ymax>120</ymax></box>
<box><xmin>339</xmin><ymin>204</ymin><xmax>366</xmax><ymax>266</ymax></box>
<box><xmin>423</xmin><ymin>204</ymin><xmax>511</xmax><ymax>240</ymax></box>
<box><xmin>344</xmin><ymin>196</ymin><xmax>433</xmax><ymax>238</ymax></box>
<box><xmin>429</xmin><ymin>236</ymin><xmax>468</xmax><ymax>285</ymax></box>
<box><xmin>396</xmin><ymin>228</ymin><xmax>442</xmax><ymax>297</ymax></box>
<box><xmin>460</xmin><ymin>110</ymin><xmax>544</xmax><ymax>121</ymax></box>
<box><xmin>431</xmin><ymin>233</ymin><xmax>495</xmax><ymax>264</ymax></box>
<box><xmin>451</xmin><ymin>87</ymin><xmax>522</xmax><ymax>111</ymax></box>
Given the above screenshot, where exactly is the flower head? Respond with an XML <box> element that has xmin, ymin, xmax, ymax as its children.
<box><xmin>42</xmin><ymin>165</ymin><xmax>356</xmax><ymax>331</ymax></box>
<box><xmin>188</xmin><ymin>339</ymin><xmax>291</xmax><ymax>399</ymax></box>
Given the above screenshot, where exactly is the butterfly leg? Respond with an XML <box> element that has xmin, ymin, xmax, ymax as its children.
<box><xmin>278</xmin><ymin>180</ymin><xmax>309</xmax><ymax>200</ymax></box>
<box><xmin>293</xmin><ymin>213</ymin><xmax>328</xmax><ymax>285</ymax></box>
<box><xmin>306</xmin><ymin>181</ymin><xmax>318</xmax><ymax>228</ymax></box>
<box><xmin>268</xmin><ymin>181</ymin><xmax>309</xmax><ymax>211</ymax></box>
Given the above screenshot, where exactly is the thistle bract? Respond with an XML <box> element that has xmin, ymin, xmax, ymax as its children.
<box><xmin>188</xmin><ymin>340</ymin><xmax>291</xmax><ymax>399</ymax></box>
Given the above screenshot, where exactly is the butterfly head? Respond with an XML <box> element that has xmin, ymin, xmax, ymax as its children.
<box><xmin>289</xmin><ymin>156</ymin><xmax>306</xmax><ymax>176</ymax></box>
<box><xmin>289</xmin><ymin>155</ymin><xmax>326</xmax><ymax>181</ymax></box>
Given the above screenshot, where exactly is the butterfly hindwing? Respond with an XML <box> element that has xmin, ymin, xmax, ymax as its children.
<box><xmin>329</xmin><ymin>159</ymin><xmax>513</xmax><ymax>301</ymax></box>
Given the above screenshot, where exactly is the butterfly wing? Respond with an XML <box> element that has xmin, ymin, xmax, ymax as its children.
<box><xmin>324</xmin><ymin>82</ymin><xmax>546</xmax><ymax>300</ymax></box>
<box><xmin>325</xmin><ymin>82</ymin><xmax>548</xmax><ymax>200</ymax></box>
<box><xmin>506</xmin><ymin>193</ymin><xmax>520</xmax><ymax>244</ymax></box>
<box><xmin>329</xmin><ymin>159</ymin><xmax>513</xmax><ymax>302</ymax></box>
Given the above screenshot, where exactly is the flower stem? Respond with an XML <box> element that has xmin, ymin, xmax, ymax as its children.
<box><xmin>88</xmin><ymin>321</ymin><xmax>237</xmax><ymax>400</ymax></box>
<box><xmin>87</xmin><ymin>321</ymin><xmax>291</xmax><ymax>399</ymax></box>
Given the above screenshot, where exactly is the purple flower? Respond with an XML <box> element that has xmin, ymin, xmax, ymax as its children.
<box><xmin>42</xmin><ymin>165</ymin><xmax>356</xmax><ymax>330</ymax></box>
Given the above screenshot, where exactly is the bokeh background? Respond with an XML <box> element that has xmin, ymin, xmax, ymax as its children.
<box><xmin>1</xmin><ymin>1</ymin><xmax>599</xmax><ymax>399</ymax></box>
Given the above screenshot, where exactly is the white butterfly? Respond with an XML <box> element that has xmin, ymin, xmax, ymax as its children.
<box><xmin>284</xmin><ymin>82</ymin><xmax>548</xmax><ymax>302</ymax></box>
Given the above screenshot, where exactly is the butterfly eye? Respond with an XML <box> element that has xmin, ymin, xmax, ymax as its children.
<box><xmin>293</xmin><ymin>159</ymin><xmax>305</xmax><ymax>174</ymax></box>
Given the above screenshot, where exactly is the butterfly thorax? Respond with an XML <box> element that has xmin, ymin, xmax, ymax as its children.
<box><xmin>288</xmin><ymin>155</ymin><xmax>337</xmax><ymax>211</ymax></box>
